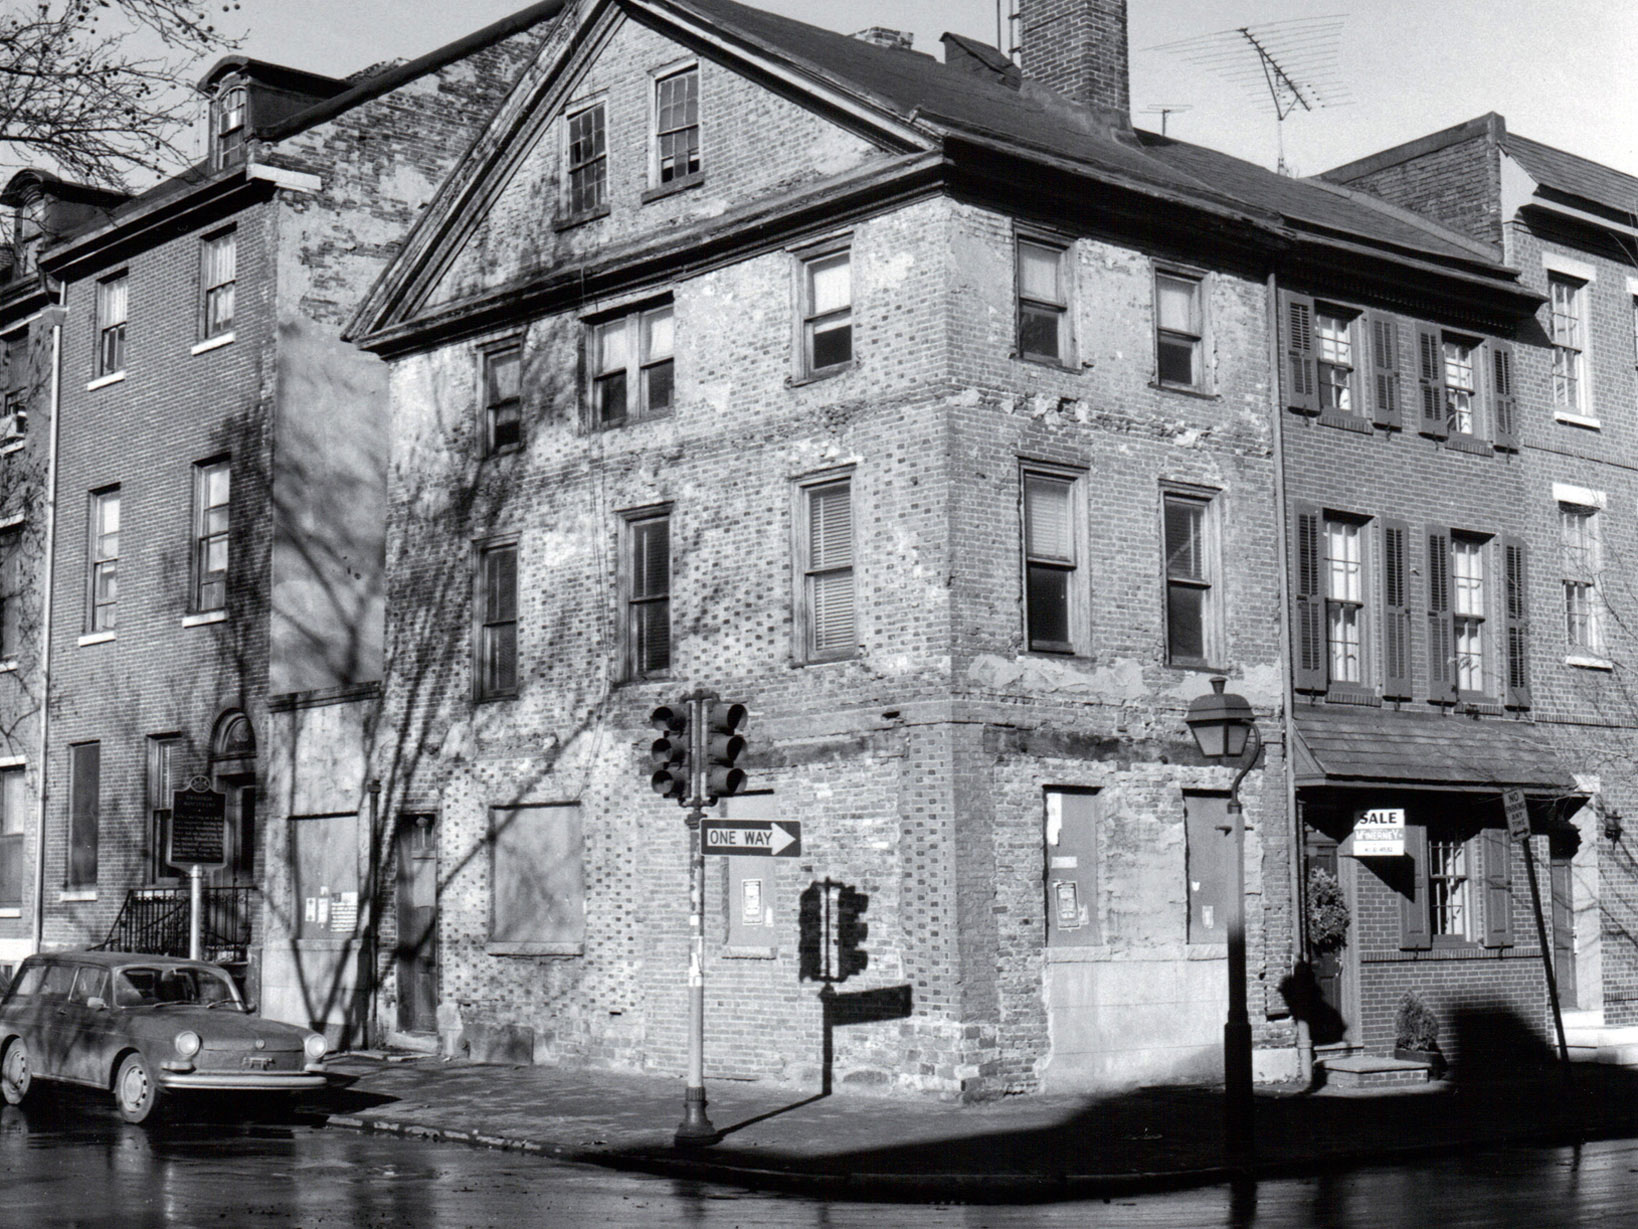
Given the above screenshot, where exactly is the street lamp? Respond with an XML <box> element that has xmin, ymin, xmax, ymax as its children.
<box><xmin>1184</xmin><ymin>676</ymin><xmax>1261</xmax><ymax>1170</ymax></box>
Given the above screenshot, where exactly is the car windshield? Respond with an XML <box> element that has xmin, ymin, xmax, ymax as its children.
<box><xmin>113</xmin><ymin>965</ymin><xmax>242</xmax><ymax>1009</ymax></box>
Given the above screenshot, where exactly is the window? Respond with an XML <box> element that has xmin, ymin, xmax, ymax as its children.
<box><xmin>1427</xmin><ymin>835</ymin><xmax>1471</xmax><ymax>939</ymax></box>
<box><xmin>1184</xmin><ymin>792</ymin><xmax>1233</xmax><ymax>944</ymax></box>
<box><xmin>1549</xmin><ymin>274</ymin><xmax>1586</xmax><ymax>410</ymax></box>
<box><xmin>201</xmin><ymin>230</ymin><xmax>235</xmax><ymax>338</ymax></box>
<box><xmin>482</xmin><ymin>341</ymin><xmax>522</xmax><ymax>454</ymax></box>
<box><xmin>1443</xmin><ymin>338</ymin><xmax>1478</xmax><ymax>436</ymax></box>
<box><xmin>88</xmin><ymin>487</ymin><xmax>118</xmax><ymax>632</ymax></box>
<box><xmin>1155</xmin><ymin>272</ymin><xmax>1204</xmax><ymax>388</ymax></box>
<box><xmin>653</xmin><ymin>67</ymin><xmax>700</xmax><ymax>185</ymax></box>
<box><xmin>589</xmin><ymin>303</ymin><xmax>673</xmax><ymax>426</ymax></box>
<box><xmin>1016</xmin><ymin>238</ymin><xmax>1068</xmax><ymax>363</ymax></box>
<box><xmin>68</xmin><ymin>741</ymin><xmax>98</xmax><ymax>887</ymax></box>
<box><xmin>193</xmin><ymin>459</ymin><xmax>229</xmax><ymax>612</ymax></box>
<box><xmin>799</xmin><ymin>248</ymin><xmax>852</xmax><ymax>376</ymax></box>
<box><xmin>1023</xmin><ymin>468</ymin><xmax>1082</xmax><ymax>654</ymax></box>
<box><xmin>475</xmin><ymin>542</ymin><xmax>517</xmax><ymax>700</ymax></box>
<box><xmin>1044</xmin><ymin>789</ymin><xmax>1101</xmax><ymax>946</ymax></box>
<box><xmin>3</xmin><ymin>330</ymin><xmax>28</xmax><ymax>428</ymax></box>
<box><xmin>214</xmin><ymin>85</ymin><xmax>247</xmax><ymax>169</ymax></box>
<box><xmin>1325</xmin><ymin>517</ymin><xmax>1365</xmax><ymax>684</ymax></box>
<box><xmin>565</xmin><ymin>102</ymin><xmax>607</xmax><ymax>216</ymax></box>
<box><xmin>1561</xmin><ymin>503</ymin><xmax>1602</xmax><ymax>652</ymax></box>
<box><xmin>0</xmin><ymin>528</ymin><xmax>20</xmax><ymax>658</ymax></box>
<box><xmin>146</xmin><ymin>736</ymin><xmax>180</xmax><ymax>883</ymax></box>
<box><xmin>489</xmin><ymin>803</ymin><xmax>584</xmax><ymax>954</ymax></box>
<box><xmin>797</xmin><ymin>475</ymin><xmax>855</xmax><ymax>661</ymax></box>
<box><xmin>1163</xmin><ymin>491</ymin><xmax>1218</xmax><ymax>667</ymax></box>
<box><xmin>1452</xmin><ymin>535</ymin><xmax>1486</xmax><ymax>694</ymax></box>
<box><xmin>623</xmin><ymin>509</ymin><xmax>670</xmax><ymax>679</ymax></box>
<box><xmin>0</xmin><ymin>765</ymin><xmax>24</xmax><ymax>906</ymax></box>
<box><xmin>96</xmin><ymin>274</ymin><xmax>127</xmax><ymax>377</ymax></box>
<box><xmin>1315</xmin><ymin>307</ymin><xmax>1355</xmax><ymax>413</ymax></box>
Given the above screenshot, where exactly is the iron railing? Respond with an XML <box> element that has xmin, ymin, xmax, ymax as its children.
<box><xmin>95</xmin><ymin>884</ymin><xmax>258</xmax><ymax>964</ymax></box>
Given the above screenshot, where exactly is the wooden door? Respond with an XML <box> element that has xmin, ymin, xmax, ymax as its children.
<box><xmin>1549</xmin><ymin>836</ymin><xmax>1577</xmax><ymax>1011</ymax></box>
<box><xmin>395</xmin><ymin>817</ymin><xmax>438</xmax><ymax>1034</ymax></box>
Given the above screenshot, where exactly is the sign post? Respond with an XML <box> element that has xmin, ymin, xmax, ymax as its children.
<box><xmin>1503</xmin><ymin>788</ymin><xmax>1571</xmax><ymax>1077</ymax></box>
<box><xmin>169</xmin><ymin>776</ymin><xmax>226</xmax><ymax>961</ymax></box>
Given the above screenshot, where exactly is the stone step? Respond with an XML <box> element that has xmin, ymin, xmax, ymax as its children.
<box><xmin>1319</xmin><ymin>1054</ymin><xmax>1432</xmax><ymax>1090</ymax></box>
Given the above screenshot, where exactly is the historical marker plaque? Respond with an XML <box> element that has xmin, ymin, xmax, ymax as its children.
<box><xmin>169</xmin><ymin>778</ymin><xmax>227</xmax><ymax>868</ymax></box>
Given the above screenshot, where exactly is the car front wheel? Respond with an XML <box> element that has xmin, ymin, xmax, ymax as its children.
<box><xmin>114</xmin><ymin>1053</ymin><xmax>165</xmax><ymax>1124</ymax></box>
<box><xmin>1</xmin><ymin>1038</ymin><xmax>31</xmax><ymax>1105</ymax></box>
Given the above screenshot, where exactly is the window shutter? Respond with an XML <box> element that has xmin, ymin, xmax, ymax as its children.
<box><xmin>1490</xmin><ymin>340</ymin><xmax>1518</xmax><ymax>451</ymax></box>
<box><xmin>1369</xmin><ymin>311</ymin><xmax>1402</xmax><ymax>429</ymax></box>
<box><xmin>1292</xmin><ymin>503</ymin><xmax>1326</xmax><ymax>692</ymax></box>
<box><xmin>1399</xmin><ymin>823</ymin><xmax>1431</xmax><ymax>950</ymax></box>
<box><xmin>1481</xmin><ymin>826</ymin><xmax>1514</xmax><ymax>949</ymax></box>
<box><xmin>1282</xmin><ymin>292</ymin><xmax>1319</xmax><ymax>414</ymax></box>
<box><xmin>1415</xmin><ymin>323</ymin><xmax>1448</xmax><ymax>439</ymax></box>
<box><xmin>1425</xmin><ymin>529</ymin><xmax>1456</xmax><ymax>703</ymax></box>
<box><xmin>809</xmin><ymin>482</ymin><xmax>855</xmax><ymax>654</ymax></box>
<box><xmin>1504</xmin><ymin>534</ymin><xmax>1531</xmax><ymax>709</ymax></box>
<box><xmin>1381</xmin><ymin>518</ymin><xmax>1413</xmax><ymax>699</ymax></box>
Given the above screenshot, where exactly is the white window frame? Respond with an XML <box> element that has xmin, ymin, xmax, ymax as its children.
<box><xmin>795</xmin><ymin>242</ymin><xmax>853</xmax><ymax>379</ymax></box>
<box><xmin>200</xmin><ymin>228</ymin><xmax>236</xmax><ymax>340</ymax></box>
<box><xmin>192</xmin><ymin>458</ymin><xmax>230</xmax><ymax>613</ymax></box>
<box><xmin>1556</xmin><ymin>486</ymin><xmax>1607</xmax><ymax>662</ymax></box>
<box><xmin>793</xmin><ymin>469</ymin><xmax>857</xmax><ymax>663</ymax></box>
<box><xmin>1549</xmin><ymin>274</ymin><xmax>1588</xmax><ymax>413</ymax></box>
<box><xmin>1021</xmin><ymin>462</ymin><xmax>1088</xmax><ymax>655</ymax></box>
<box><xmin>1324</xmin><ymin>515</ymin><xmax>1367</xmax><ymax>686</ymax></box>
<box><xmin>1443</xmin><ymin>336</ymin><xmax>1480</xmax><ymax>437</ymax></box>
<box><xmin>1154</xmin><ymin>269</ymin><xmax>1207</xmax><ymax>391</ymax></box>
<box><xmin>1451</xmin><ymin>533</ymin><xmax>1488</xmax><ymax>696</ymax></box>
<box><xmin>1161</xmin><ymin>487</ymin><xmax>1222</xmax><ymax>668</ymax></box>
<box><xmin>96</xmin><ymin>273</ymin><xmax>127</xmax><ymax>378</ymax></box>
<box><xmin>1314</xmin><ymin>305</ymin><xmax>1357</xmax><ymax>415</ymax></box>
<box><xmin>88</xmin><ymin>487</ymin><xmax>118</xmax><ymax>633</ymax></box>
<box><xmin>1015</xmin><ymin>234</ymin><xmax>1072</xmax><ymax>366</ymax></box>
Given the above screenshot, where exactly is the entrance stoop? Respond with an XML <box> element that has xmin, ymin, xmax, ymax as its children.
<box><xmin>1319</xmin><ymin>1054</ymin><xmax>1434</xmax><ymax>1090</ymax></box>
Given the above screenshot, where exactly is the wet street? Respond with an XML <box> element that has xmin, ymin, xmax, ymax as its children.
<box><xmin>3</xmin><ymin>1094</ymin><xmax>1637</xmax><ymax>1228</ymax></box>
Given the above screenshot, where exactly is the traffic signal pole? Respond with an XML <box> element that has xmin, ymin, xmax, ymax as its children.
<box><xmin>675</xmin><ymin>690</ymin><xmax>720</xmax><ymax>1146</ymax></box>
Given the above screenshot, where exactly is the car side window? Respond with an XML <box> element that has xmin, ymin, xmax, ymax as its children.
<box><xmin>40</xmin><ymin>964</ymin><xmax>75</xmax><ymax>1000</ymax></box>
<box><xmin>69</xmin><ymin>968</ymin><xmax>109</xmax><ymax>1005</ymax></box>
<box><xmin>8</xmin><ymin>964</ymin><xmax>44</xmax><ymax>999</ymax></box>
<box><xmin>114</xmin><ymin>968</ymin><xmax>159</xmax><ymax>1006</ymax></box>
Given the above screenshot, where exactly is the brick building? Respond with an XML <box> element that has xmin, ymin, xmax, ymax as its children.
<box><xmin>1326</xmin><ymin>116</ymin><xmax>1638</xmax><ymax>1058</ymax></box>
<box><xmin>0</xmin><ymin>7</ymin><xmax>559</xmax><ymax>1040</ymax></box>
<box><xmin>344</xmin><ymin>0</ymin><xmax>1552</xmax><ymax>1096</ymax></box>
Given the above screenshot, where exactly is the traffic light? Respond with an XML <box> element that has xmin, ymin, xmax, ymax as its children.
<box><xmin>649</xmin><ymin>705</ymin><xmax>692</xmax><ymax>801</ymax></box>
<box><xmin>703</xmin><ymin>700</ymin><xmax>747</xmax><ymax>800</ymax></box>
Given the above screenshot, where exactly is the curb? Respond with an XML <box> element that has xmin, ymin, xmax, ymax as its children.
<box><xmin>317</xmin><ymin>1106</ymin><xmax>1633</xmax><ymax>1203</ymax></box>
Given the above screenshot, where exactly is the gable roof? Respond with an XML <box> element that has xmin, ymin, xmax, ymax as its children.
<box><xmin>1504</xmin><ymin>132</ymin><xmax>1638</xmax><ymax>221</ymax></box>
<box><xmin>350</xmin><ymin>0</ymin><xmax>1529</xmax><ymax>349</ymax></box>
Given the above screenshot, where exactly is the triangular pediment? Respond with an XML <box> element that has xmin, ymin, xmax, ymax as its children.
<box><xmin>350</xmin><ymin>0</ymin><xmax>935</xmax><ymax>347</ymax></box>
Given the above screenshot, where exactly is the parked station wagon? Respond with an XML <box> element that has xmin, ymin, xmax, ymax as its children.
<box><xmin>0</xmin><ymin>951</ymin><xmax>328</xmax><ymax>1123</ymax></box>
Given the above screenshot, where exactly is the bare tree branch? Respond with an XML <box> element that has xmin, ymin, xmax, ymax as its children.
<box><xmin>0</xmin><ymin>0</ymin><xmax>240</xmax><ymax>189</ymax></box>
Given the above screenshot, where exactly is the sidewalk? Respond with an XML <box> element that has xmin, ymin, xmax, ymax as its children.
<box><xmin>311</xmin><ymin>1052</ymin><xmax>1638</xmax><ymax>1199</ymax></box>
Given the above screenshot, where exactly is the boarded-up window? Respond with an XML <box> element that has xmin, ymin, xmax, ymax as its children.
<box><xmin>1044</xmin><ymin>789</ymin><xmax>1101</xmax><ymax>946</ymax></box>
<box><xmin>292</xmin><ymin>813</ymin><xmax>359</xmax><ymax>940</ymax></box>
<box><xmin>0</xmin><ymin>766</ymin><xmax>24</xmax><ymax>905</ymax></box>
<box><xmin>722</xmin><ymin>792</ymin><xmax>779</xmax><ymax>952</ymax></box>
<box><xmin>490</xmin><ymin>804</ymin><xmax>584</xmax><ymax>953</ymax></box>
<box><xmin>1185</xmin><ymin>792</ymin><xmax>1233</xmax><ymax>944</ymax></box>
<box><xmin>67</xmin><ymin>742</ymin><xmax>98</xmax><ymax>887</ymax></box>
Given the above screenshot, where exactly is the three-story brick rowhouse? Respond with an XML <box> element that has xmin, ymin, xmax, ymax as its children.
<box><xmin>348</xmin><ymin>0</ymin><xmax>1545</xmax><ymax>1096</ymax></box>
<box><xmin>0</xmin><ymin>7</ymin><xmax>560</xmax><ymax>1037</ymax></box>
<box><xmin>1326</xmin><ymin>116</ymin><xmax>1638</xmax><ymax>1062</ymax></box>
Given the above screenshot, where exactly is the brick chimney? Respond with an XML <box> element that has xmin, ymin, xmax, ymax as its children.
<box><xmin>1016</xmin><ymin>0</ymin><xmax>1129</xmax><ymax>120</ymax></box>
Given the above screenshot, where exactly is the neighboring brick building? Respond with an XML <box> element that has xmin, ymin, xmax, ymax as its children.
<box><xmin>0</xmin><ymin>6</ymin><xmax>559</xmax><ymax>1041</ymax></box>
<box><xmin>1326</xmin><ymin>117</ymin><xmax>1638</xmax><ymax>1055</ymax></box>
<box><xmin>347</xmin><ymin>0</ymin><xmax>1547</xmax><ymax>1097</ymax></box>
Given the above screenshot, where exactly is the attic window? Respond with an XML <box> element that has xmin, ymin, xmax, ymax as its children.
<box><xmin>653</xmin><ymin>67</ymin><xmax>700</xmax><ymax>186</ymax></box>
<box><xmin>215</xmin><ymin>85</ymin><xmax>247</xmax><ymax>170</ymax></box>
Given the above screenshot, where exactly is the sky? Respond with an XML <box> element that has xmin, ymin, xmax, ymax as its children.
<box><xmin>219</xmin><ymin>0</ymin><xmax>1638</xmax><ymax>181</ymax></box>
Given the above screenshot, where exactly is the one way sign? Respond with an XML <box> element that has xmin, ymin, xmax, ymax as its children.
<box><xmin>701</xmin><ymin>820</ymin><xmax>802</xmax><ymax>858</ymax></box>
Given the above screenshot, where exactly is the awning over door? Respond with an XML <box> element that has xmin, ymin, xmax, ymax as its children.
<box><xmin>1292</xmin><ymin>705</ymin><xmax>1578</xmax><ymax>795</ymax></box>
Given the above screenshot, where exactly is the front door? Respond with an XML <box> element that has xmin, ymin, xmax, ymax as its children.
<box><xmin>395</xmin><ymin>816</ymin><xmax>438</xmax><ymax>1034</ymax></box>
<box><xmin>1303</xmin><ymin>831</ymin><xmax>1351</xmax><ymax>1046</ymax></box>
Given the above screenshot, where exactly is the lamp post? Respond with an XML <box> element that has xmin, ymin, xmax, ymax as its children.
<box><xmin>1184</xmin><ymin>676</ymin><xmax>1261</xmax><ymax>1170</ymax></box>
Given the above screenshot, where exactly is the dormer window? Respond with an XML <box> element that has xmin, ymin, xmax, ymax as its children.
<box><xmin>214</xmin><ymin>85</ymin><xmax>247</xmax><ymax>170</ymax></box>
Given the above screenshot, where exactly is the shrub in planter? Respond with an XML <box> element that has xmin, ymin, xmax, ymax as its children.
<box><xmin>1393</xmin><ymin>990</ymin><xmax>1446</xmax><ymax>1074</ymax></box>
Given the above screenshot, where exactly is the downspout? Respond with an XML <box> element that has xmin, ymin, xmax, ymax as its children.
<box><xmin>30</xmin><ymin>294</ymin><xmax>64</xmax><ymax>954</ymax></box>
<box><xmin>1265</xmin><ymin>267</ymin><xmax>1312</xmax><ymax>1081</ymax></box>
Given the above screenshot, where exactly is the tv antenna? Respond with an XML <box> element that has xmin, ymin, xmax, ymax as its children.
<box><xmin>1149</xmin><ymin>16</ymin><xmax>1352</xmax><ymax>174</ymax></box>
<box><xmin>1140</xmin><ymin>104</ymin><xmax>1193</xmax><ymax>137</ymax></box>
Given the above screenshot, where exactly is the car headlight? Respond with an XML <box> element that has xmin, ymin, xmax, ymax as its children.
<box><xmin>304</xmin><ymin>1033</ymin><xmax>327</xmax><ymax>1062</ymax></box>
<box><xmin>174</xmin><ymin>1030</ymin><xmax>202</xmax><ymax>1060</ymax></box>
